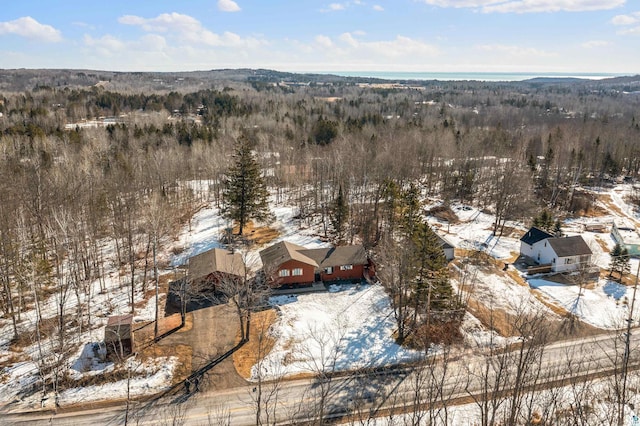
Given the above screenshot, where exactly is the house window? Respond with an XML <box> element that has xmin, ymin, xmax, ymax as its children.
<box><xmin>324</xmin><ymin>266</ymin><xmax>333</xmax><ymax>274</ymax></box>
<box><xmin>292</xmin><ymin>268</ymin><xmax>303</xmax><ymax>276</ymax></box>
<box><xmin>564</xmin><ymin>258</ymin><xmax>574</xmax><ymax>265</ymax></box>
<box><xmin>340</xmin><ymin>264</ymin><xmax>353</xmax><ymax>271</ymax></box>
<box><xmin>279</xmin><ymin>269</ymin><xmax>290</xmax><ymax>277</ymax></box>
<box><xmin>579</xmin><ymin>255</ymin><xmax>590</xmax><ymax>264</ymax></box>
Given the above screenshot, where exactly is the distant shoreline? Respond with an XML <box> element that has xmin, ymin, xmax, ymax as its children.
<box><xmin>315</xmin><ymin>71</ymin><xmax>627</xmax><ymax>82</ymax></box>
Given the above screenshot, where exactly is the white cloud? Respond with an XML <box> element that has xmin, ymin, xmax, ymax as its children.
<box><xmin>319</xmin><ymin>33</ymin><xmax>439</xmax><ymax>58</ymax></box>
<box><xmin>611</xmin><ymin>12</ymin><xmax>640</xmax><ymax>26</ymax></box>
<box><xmin>476</xmin><ymin>43</ymin><xmax>556</xmax><ymax>57</ymax></box>
<box><xmin>611</xmin><ymin>11</ymin><xmax>640</xmax><ymax>35</ymax></box>
<box><xmin>118</xmin><ymin>12</ymin><xmax>266</xmax><ymax>48</ymax></box>
<box><xmin>0</xmin><ymin>17</ymin><xmax>62</xmax><ymax>42</ymax></box>
<box><xmin>422</xmin><ymin>0</ymin><xmax>625</xmax><ymax>13</ymax></box>
<box><xmin>83</xmin><ymin>34</ymin><xmax>126</xmax><ymax>57</ymax></box>
<box><xmin>367</xmin><ymin>35</ymin><xmax>440</xmax><ymax>57</ymax></box>
<box><xmin>118</xmin><ymin>13</ymin><xmax>201</xmax><ymax>33</ymax></box>
<box><xmin>327</xmin><ymin>3</ymin><xmax>347</xmax><ymax>11</ymax></box>
<box><xmin>373</xmin><ymin>5</ymin><xmax>385</xmax><ymax>11</ymax></box>
<box><xmin>339</xmin><ymin>32</ymin><xmax>360</xmax><ymax>47</ymax></box>
<box><xmin>422</xmin><ymin>0</ymin><xmax>502</xmax><ymax>7</ymax></box>
<box><xmin>581</xmin><ymin>40</ymin><xmax>610</xmax><ymax>48</ymax></box>
<box><xmin>485</xmin><ymin>0</ymin><xmax>625</xmax><ymax>13</ymax></box>
<box><xmin>218</xmin><ymin>0</ymin><xmax>241</xmax><ymax>12</ymax></box>
<box><xmin>315</xmin><ymin>35</ymin><xmax>334</xmax><ymax>48</ymax></box>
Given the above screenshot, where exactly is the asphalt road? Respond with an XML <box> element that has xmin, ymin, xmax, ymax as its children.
<box><xmin>5</xmin><ymin>330</ymin><xmax>640</xmax><ymax>425</ymax></box>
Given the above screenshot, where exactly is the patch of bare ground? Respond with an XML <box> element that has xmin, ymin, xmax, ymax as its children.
<box><xmin>233</xmin><ymin>308</ymin><xmax>277</xmax><ymax>379</ymax></box>
<box><xmin>497</xmin><ymin>226</ymin><xmax>523</xmax><ymax>239</ymax></box>
<box><xmin>597</xmin><ymin>193</ymin><xmax>636</xmax><ymax>222</ymax></box>
<box><xmin>134</xmin><ymin>312</ymin><xmax>193</xmax><ymax>350</ymax></box>
<box><xmin>0</xmin><ymin>352</ymin><xmax>27</xmax><ymax>374</ymax></box>
<box><xmin>231</xmin><ymin>220</ymin><xmax>280</xmax><ymax>245</ymax></box>
<box><xmin>593</xmin><ymin>234</ymin><xmax>612</xmax><ymax>253</ymax></box>
<box><xmin>459</xmin><ymin>250</ymin><xmax>604</xmax><ymax>340</ymax></box>
<box><xmin>138</xmin><ymin>344</ymin><xmax>192</xmax><ymax>384</ymax></box>
<box><xmin>427</xmin><ymin>205</ymin><xmax>459</xmax><ymax>224</ymax></box>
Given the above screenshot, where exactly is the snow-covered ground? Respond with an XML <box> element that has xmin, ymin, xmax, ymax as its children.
<box><xmin>529</xmin><ymin>278</ymin><xmax>640</xmax><ymax>329</ymax></box>
<box><xmin>252</xmin><ymin>284</ymin><xmax>422</xmax><ymax>381</ymax></box>
<box><xmin>3</xmin><ymin>180</ymin><xmax>640</xmax><ymax>413</ymax></box>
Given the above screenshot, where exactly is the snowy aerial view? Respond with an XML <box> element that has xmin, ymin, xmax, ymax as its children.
<box><xmin>2</xmin><ymin>1</ymin><xmax>640</xmax><ymax>423</ymax></box>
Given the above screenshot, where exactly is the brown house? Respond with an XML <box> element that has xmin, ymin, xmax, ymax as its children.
<box><xmin>259</xmin><ymin>241</ymin><xmax>318</xmax><ymax>287</ymax></box>
<box><xmin>187</xmin><ymin>248</ymin><xmax>245</xmax><ymax>290</ymax></box>
<box><xmin>259</xmin><ymin>241</ymin><xmax>371</xmax><ymax>288</ymax></box>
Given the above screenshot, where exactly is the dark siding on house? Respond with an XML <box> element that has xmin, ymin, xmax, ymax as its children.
<box><xmin>272</xmin><ymin>259</ymin><xmax>315</xmax><ymax>287</ymax></box>
<box><xmin>320</xmin><ymin>264</ymin><xmax>364</xmax><ymax>282</ymax></box>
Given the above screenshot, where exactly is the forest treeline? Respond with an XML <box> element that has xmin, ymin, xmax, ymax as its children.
<box><xmin>0</xmin><ymin>72</ymin><xmax>639</xmax><ymax>353</ymax></box>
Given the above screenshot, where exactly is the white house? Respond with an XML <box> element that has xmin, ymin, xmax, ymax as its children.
<box><xmin>520</xmin><ymin>227</ymin><xmax>592</xmax><ymax>273</ymax></box>
<box><xmin>435</xmin><ymin>233</ymin><xmax>455</xmax><ymax>261</ymax></box>
<box><xmin>520</xmin><ymin>227</ymin><xmax>554</xmax><ymax>258</ymax></box>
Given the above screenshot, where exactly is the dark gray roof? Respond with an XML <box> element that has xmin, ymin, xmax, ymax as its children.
<box><xmin>300</xmin><ymin>245</ymin><xmax>368</xmax><ymax>268</ymax></box>
<box><xmin>188</xmin><ymin>248</ymin><xmax>245</xmax><ymax>281</ymax></box>
<box><xmin>547</xmin><ymin>236</ymin><xmax>592</xmax><ymax>257</ymax></box>
<box><xmin>259</xmin><ymin>241</ymin><xmax>318</xmax><ymax>271</ymax></box>
<box><xmin>520</xmin><ymin>227</ymin><xmax>554</xmax><ymax>245</ymax></box>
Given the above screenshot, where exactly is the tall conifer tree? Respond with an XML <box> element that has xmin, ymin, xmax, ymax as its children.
<box><xmin>222</xmin><ymin>137</ymin><xmax>272</xmax><ymax>235</ymax></box>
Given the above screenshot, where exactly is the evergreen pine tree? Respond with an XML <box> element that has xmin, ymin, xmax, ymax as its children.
<box><xmin>553</xmin><ymin>219</ymin><xmax>563</xmax><ymax>237</ymax></box>
<box><xmin>330</xmin><ymin>184</ymin><xmax>349</xmax><ymax>241</ymax></box>
<box><xmin>533</xmin><ymin>209</ymin><xmax>555</xmax><ymax>233</ymax></box>
<box><xmin>609</xmin><ymin>243</ymin><xmax>622</xmax><ymax>277</ymax></box>
<box><xmin>609</xmin><ymin>243</ymin><xmax>630</xmax><ymax>280</ymax></box>
<box><xmin>222</xmin><ymin>137</ymin><xmax>272</xmax><ymax>235</ymax></box>
<box><xmin>402</xmin><ymin>183</ymin><xmax>421</xmax><ymax>237</ymax></box>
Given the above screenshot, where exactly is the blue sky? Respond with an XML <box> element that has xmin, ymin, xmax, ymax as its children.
<box><xmin>0</xmin><ymin>0</ymin><xmax>638</xmax><ymax>74</ymax></box>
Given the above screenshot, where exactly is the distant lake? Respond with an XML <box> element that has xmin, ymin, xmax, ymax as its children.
<box><xmin>319</xmin><ymin>71</ymin><xmax>625</xmax><ymax>82</ymax></box>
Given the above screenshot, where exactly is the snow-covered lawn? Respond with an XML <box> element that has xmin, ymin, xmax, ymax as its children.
<box><xmin>529</xmin><ymin>278</ymin><xmax>640</xmax><ymax>329</ymax></box>
<box><xmin>59</xmin><ymin>355</ymin><xmax>177</xmax><ymax>406</ymax></box>
<box><xmin>251</xmin><ymin>284</ymin><xmax>422</xmax><ymax>381</ymax></box>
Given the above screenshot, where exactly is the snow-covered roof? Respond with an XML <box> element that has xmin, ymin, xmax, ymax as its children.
<box><xmin>435</xmin><ymin>233</ymin><xmax>455</xmax><ymax>250</ymax></box>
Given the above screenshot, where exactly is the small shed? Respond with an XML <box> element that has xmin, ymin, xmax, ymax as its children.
<box><xmin>584</xmin><ymin>223</ymin><xmax>609</xmax><ymax>233</ymax></box>
<box><xmin>104</xmin><ymin>314</ymin><xmax>134</xmax><ymax>359</ymax></box>
<box><xmin>435</xmin><ymin>233</ymin><xmax>455</xmax><ymax>261</ymax></box>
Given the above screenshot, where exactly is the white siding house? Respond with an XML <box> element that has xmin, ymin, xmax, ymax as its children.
<box><xmin>520</xmin><ymin>227</ymin><xmax>592</xmax><ymax>273</ymax></box>
<box><xmin>520</xmin><ymin>227</ymin><xmax>554</xmax><ymax>259</ymax></box>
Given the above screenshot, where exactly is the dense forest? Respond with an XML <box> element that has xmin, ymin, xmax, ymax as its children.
<box><xmin>1</xmin><ymin>69</ymin><xmax>640</xmax><ymax>420</ymax></box>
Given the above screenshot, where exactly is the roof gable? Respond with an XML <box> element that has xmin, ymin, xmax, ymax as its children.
<box><xmin>300</xmin><ymin>245</ymin><xmax>367</xmax><ymax>268</ymax></box>
<box><xmin>259</xmin><ymin>241</ymin><xmax>318</xmax><ymax>271</ymax></box>
<box><xmin>520</xmin><ymin>226</ymin><xmax>554</xmax><ymax>245</ymax></box>
<box><xmin>546</xmin><ymin>236</ymin><xmax>592</xmax><ymax>257</ymax></box>
<box><xmin>188</xmin><ymin>248</ymin><xmax>245</xmax><ymax>280</ymax></box>
<box><xmin>435</xmin><ymin>233</ymin><xmax>454</xmax><ymax>250</ymax></box>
